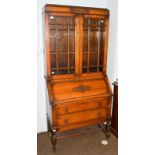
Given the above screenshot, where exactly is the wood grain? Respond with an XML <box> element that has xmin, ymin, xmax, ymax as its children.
<box><xmin>55</xmin><ymin>98</ymin><xmax>110</xmax><ymax>115</ymax></box>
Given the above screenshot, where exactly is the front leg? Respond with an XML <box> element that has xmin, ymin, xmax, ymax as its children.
<box><xmin>47</xmin><ymin>116</ymin><xmax>52</xmax><ymax>136</ymax></box>
<box><xmin>51</xmin><ymin>129</ymin><xmax>57</xmax><ymax>151</ymax></box>
<box><xmin>105</xmin><ymin>116</ymin><xmax>111</xmax><ymax>139</ymax></box>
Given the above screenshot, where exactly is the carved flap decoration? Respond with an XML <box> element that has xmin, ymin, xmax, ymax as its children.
<box><xmin>72</xmin><ymin>84</ymin><xmax>91</xmax><ymax>93</ymax></box>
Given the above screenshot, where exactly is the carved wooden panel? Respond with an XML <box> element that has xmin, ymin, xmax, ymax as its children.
<box><xmin>72</xmin><ymin>85</ymin><xmax>91</xmax><ymax>93</ymax></box>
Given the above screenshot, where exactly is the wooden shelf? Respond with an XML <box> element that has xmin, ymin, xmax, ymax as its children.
<box><xmin>49</xmin><ymin>28</ymin><xmax>75</xmax><ymax>31</ymax></box>
<box><xmin>50</xmin><ymin>52</ymin><xmax>75</xmax><ymax>54</ymax></box>
<box><xmin>51</xmin><ymin>66</ymin><xmax>75</xmax><ymax>70</ymax></box>
<box><xmin>49</xmin><ymin>24</ymin><xmax>76</xmax><ymax>26</ymax></box>
<box><xmin>82</xmin><ymin>65</ymin><xmax>103</xmax><ymax>68</ymax></box>
<box><xmin>83</xmin><ymin>51</ymin><xmax>103</xmax><ymax>53</ymax></box>
<box><xmin>83</xmin><ymin>24</ymin><xmax>105</xmax><ymax>27</ymax></box>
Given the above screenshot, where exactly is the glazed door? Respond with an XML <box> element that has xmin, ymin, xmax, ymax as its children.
<box><xmin>47</xmin><ymin>14</ymin><xmax>76</xmax><ymax>75</ymax></box>
<box><xmin>82</xmin><ymin>16</ymin><xmax>106</xmax><ymax>73</ymax></box>
<box><xmin>45</xmin><ymin>14</ymin><xmax>108</xmax><ymax>76</ymax></box>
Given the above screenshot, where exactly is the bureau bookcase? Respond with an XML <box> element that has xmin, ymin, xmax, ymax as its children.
<box><xmin>44</xmin><ymin>4</ymin><xmax>112</xmax><ymax>150</ymax></box>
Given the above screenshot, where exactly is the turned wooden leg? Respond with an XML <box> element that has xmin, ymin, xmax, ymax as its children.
<box><xmin>105</xmin><ymin>116</ymin><xmax>111</xmax><ymax>139</ymax></box>
<box><xmin>51</xmin><ymin>129</ymin><xmax>57</xmax><ymax>151</ymax></box>
<box><xmin>97</xmin><ymin>123</ymin><xmax>102</xmax><ymax>128</ymax></box>
<box><xmin>47</xmin><ymin>117</ymin><xmax>52</xmax><ymax>136</ymax></box>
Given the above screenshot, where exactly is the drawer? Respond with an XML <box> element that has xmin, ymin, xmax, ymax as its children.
<box><xmin>55</xmin><ymin>98</ymin><xmax>110</xmax><ymax>115</ymax></box>
<box><xmin>56</xmin><ymin>108</ymin><xmax>108</xmax><ymax>126</ymax></box>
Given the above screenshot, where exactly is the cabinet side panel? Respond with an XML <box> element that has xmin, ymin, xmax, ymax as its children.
<box><xmin>75</xmin><ymin>17</ymin><xmax>80</xmax><ymax>74</ymax></box>
<box><xmin>46</xmin><ymin>84</ymin><xmax>52</xmax><ymax>127</ymax></box>
<box><xmin>103</xmin><ymin>15</ymin><xmax>109</xmax><ymax>73</ymax></box>
<box><xmin>45</xmin><ymin>14</ymin><xmax>51</xmax><ymax>76</ymax></box>
<box><xmin>79</xmin><ymin>15</ymin><xmax>83</xmax><ymax>74</ymax></box>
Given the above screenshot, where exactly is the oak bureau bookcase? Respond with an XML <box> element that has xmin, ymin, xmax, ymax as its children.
<box><xmin>43</xmin><ymin>4</ymin><xmax>112</xmax><ymax>150</ymax></box>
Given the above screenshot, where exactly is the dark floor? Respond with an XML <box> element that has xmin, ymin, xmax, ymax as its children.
<box><xmin>37</xmin><ymin>128</ymin><xmax>118</xmax><ymax>155</ymax></box>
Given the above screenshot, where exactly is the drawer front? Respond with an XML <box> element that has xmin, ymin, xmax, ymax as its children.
<box><xmin>55</xmin><ymin>97</ymin><xmax>110</xmax><ymax>115</ymax></box>
<box><xmin>56</xmin><ymin>108</ymin><xmax>108</xmax><ymax>126</ymax></box>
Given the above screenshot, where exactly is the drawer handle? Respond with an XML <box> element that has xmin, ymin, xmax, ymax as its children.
<box><xmin>64</xmin><ymin>118</ymin><xmax>68</xmax><ymax>124</ymax></box>
<box><xmin>64</xmin><ymin>107</ymin><xmax>68</xmax><ymax>113</ymax></box>
<box><xmin>98</xmin><ymin>102</ymin><xmax>102</xmax><ymax>108</ymax></box>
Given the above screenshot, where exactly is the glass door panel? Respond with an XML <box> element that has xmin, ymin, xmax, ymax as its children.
<box><xmin>82</xmin><ymin>18</ymin><xmax>105</xmax><ymax>73</ymax></box>
<box><xmin>49</xmin><ymin>16</ymin><xmax>75</xmax><ymax>75</ymax></box>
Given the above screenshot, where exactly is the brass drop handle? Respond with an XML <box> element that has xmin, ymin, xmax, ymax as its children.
<box><xmin>64</xmin><ymin>118</ymin><xmax>68</xmax><ymax>124</ymax></box>
<box><xmin>64</xmin><ymin>107</ymin><xmax>68</xmax><ymax>113</ymax></box>
<box><xmin>98</xmin><ymin>102</ymin><xmax>102</xmax><ymax>108</ymax></box>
